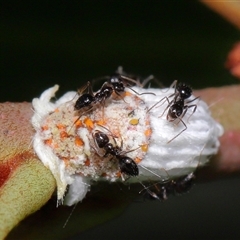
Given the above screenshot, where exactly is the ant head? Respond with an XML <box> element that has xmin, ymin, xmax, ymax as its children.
<box><xmin>74</xmin><ymin>94</ymin><xmax>95</xmax><ymax>110</ymax></box>
<box><xmin>176</xmin><ymin>83</ymin><xmax>192</xmax><ymax>99</ymax></box>
<box><xmin>109</xmin><ymin>74</ymin><xmax>125</xmax><ymax>93</ymax></box>
<box><xmin>94</xmin><ymin>131</ymin><xmax>109</xmax><ymax>148</ymax></box>
<box><xmin>118</xmin><ymin>156</ymin><xmax>139</xmax><ymax>176</ymax></box>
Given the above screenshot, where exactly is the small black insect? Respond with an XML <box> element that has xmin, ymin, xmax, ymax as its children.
<box><xmin>75</xmin><ymin>72</ymin><xmax>156</xmax><ymax>116</ymax></box>
<box><xmin>166</xmin><ymin>81</ymin><xmax>199</xmax><ymax>142</ymax></box>
<box><xmin>148</xmin><ymin>80</ymin><xmax>199</xmax><ymax>143</ymax></box>
<box><xmin>74</xmin><ymin>81</ymin><xmax>113</xmax><ymax>112</ymax></box>
<box><xmin>68</xmin><ymin>82</ymin><xmax>114</xmax><ymax>132</ymax></box>
<box><xmin>92</xmin><ymin>72</ymin><xmax>156</xmax><ymax>101</ymax></box>
<box><xmin>118</xmin><ymin>155</ymin><xmax>139</xmax><ymax>176</ymax></box>
<box><xmin>140</xmin><ymin>143</ymin><xmax>206</xmax><ymax>201</ymax></box>
<box><xmin>92</xmin><ymin>128</ymin><xmax>139</xmax><ymax>177</ymax></box>
<box><xmin>141</xmin><ymin>172</ymin><xmax>196</xmax><ymax>201</ymax></box>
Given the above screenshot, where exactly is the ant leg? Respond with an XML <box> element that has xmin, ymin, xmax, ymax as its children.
<box><xmin>139</xmin><ymin>182</ymin><xmax>160</xmax><ymax>200</ymax></box>
<box><xmin>139</xmin><ymin>165</ymin><xmax>169</xmax><ymax>182</ymax></box>
<box><xmin>88</xmin><ymin>83</ymin><xmax>94</xmax><ymax>96</ymax></box>
<box><xmin>120</xmin><ymin>145</ymin><xmax>141</xmax><ymax>156</ymax></box>
<box><xmin>167</xmin><ymin>118</ymin><xmax>187</xmax><ymax>143</ymax></box>
<box><xmin>159</xmin><ymin>97</ymin><xmax>173</xmax><ymax>118</ymax></box>
<box><xmin>142</xmin><ymin>75</ymin><xmax>166</xmax><ymax>89</ymax></box>
<box><xmin>90</xmin><ymin>141</ymin><xmax>105</xmax><ymax>158</ymax></box>
<box><xmin>186</xmin><ymin>96</ymin><xmax>200</xmax><ymax>105</ymax></box>
<box><xmin>160</xmin><ymin>79</ymin><xmax>178</xmax><ymax>94</ymax></box>
<box><xmin>99</xmin><ymin>98</ymin><xmax>107</xmax><ymax>121</ymax></box>
<box><xmin>77</xmin><ymin>81</ymin><xmax>92</xmax><ymax>95</ymax></box>
<box><xmin>120</xmin><ymin>75</ymin><xmax>141</xmax><ymax>85</ymax></box>
<box><xmin>140</xmin><ymin>75</ymin><xmax>155</xmax><ymax>88</ymax></box>
<box><xmin>185</xmin><ymin>104</ymin><xmax>198</xmax><ymax>122</ymax></box>
<box><xmin>67</xmin><ymin>106</ymin><xmax>93</xmax><ymax>133</ymax></box>
<box><xmin>169</xmin><ymin>80</ymin><xmax>178</xmax><ymax>90</ymax></box>
<box><xmin>113</xmin><ymin>91</ymin><xmax>129</xmax><ymax>103</ymax></box>
<box><xmin>147</xmin><ymin>96</ymin><xmax>170</xmax><ymax>113</ymax></box>
<box><xmin>96</xmin><ymin>124</ymin><xmax>118</xmax><ymax>140</ymax></box>
<box><xmin>126</xmin><ymin>86</ymin><xmax>156</xmax><ymax>96</ymax></box>
<box><xmin>128</xmin><ymin>110</ymin><xmax>135</xmax><ymax>117</ymax></box>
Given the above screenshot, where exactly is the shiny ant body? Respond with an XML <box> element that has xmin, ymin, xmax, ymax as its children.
<box><xmin>74</xmin><ymin>73</ymin><xmax>129</xmax><ymax>111</ymax></box>
<box><xmin>92</xmin><ymin>129</ymin><xmax>139</xmax><ymax>177</ymax></box>
<box><xmin>148</xmin><ymin>80</ymin><xmax>199</xmax><ymax>143</ymax></box>
<box><xmin>75</xmin><ymin>73</ymin><xmax>155</xmax><ymax>111</ymax></box>
<box><xmin>142</xmin><ymin>172</ymin><xmax>196</xmax><ymax>201</ymax></box>
<box><xmin>74</xmin><ymin>81</ymin><xmax>112</xmax><ymax>111</ymax></box>
<box><xmin>166</xmin><ymin>81</ymin><xmax>199</xmax><ymax>142</ymax></box>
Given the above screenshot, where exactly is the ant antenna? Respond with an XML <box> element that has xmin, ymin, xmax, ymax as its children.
<box><xmin>147</xmin><ymin>96</ymin><xmax>170</xmax><ymax>114</ymax></box>
<box><xmin>139</xmin><ymin>165</ymin><xmax>168</xmax><ymax>181</ymax></box>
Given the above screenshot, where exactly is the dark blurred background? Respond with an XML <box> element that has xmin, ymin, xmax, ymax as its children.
<box><xmin>2</xmin><ymin>0</ymin><xmax>240</xmax><ymax>239</ymax></box>
<box><xmin>1</xmin><ymin>0</ymin><xmax>239</xmax><ymax>102</ymax></box>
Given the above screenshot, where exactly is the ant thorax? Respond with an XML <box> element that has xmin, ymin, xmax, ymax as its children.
<box><xmin>32</xmin><ymin>82</ymin><xmax>223</xmax><ymax>205</ymax></box>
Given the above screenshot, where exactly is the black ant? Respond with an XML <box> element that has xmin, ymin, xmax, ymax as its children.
<box><xmin>67</xmin><ymin>81</ymin><xmax>112</xmax><ymax>133</ymax></box>
<box><xmin>74</xmin><ymin>73</ymin><xmax>154</xmax><ymax>113</ymax></box>
<box><xmin>148</xmin><ymin>80</ymin><xmax>199</xmax><ymax>143</ymax></box>
<box><xmin>93</xmin><ymin>73</ymin><xmax>155</xmax><ymax>99</ymax></box>
<box><xmin>71</xmin><ymin>73</ymin><xmax>155</xmax><ymax>132</ymax></box>
<box><xmin>74</xmin><ymin>81</ymin><xmax>112</xmax><ymax>112</ymax></box>
<box><xmin>92</xmin><ymin>128</ymin><xmax>139</xmax><ymax>177</ymax></box>
<box><xmin>140</xmin><ymin>172</ymin><xmax>196</xmax><ymax>201</ymax></box>
<box><xmin>164</xmin><ymin>173</ymin><xmax>195</xmax><ymax>200</ymax></box>
<box><xmin>140</xmin><ymin>143</ymin><xmax>206</xmax><ymax>201</ymax></box>
<box><xmin>166</xmin><ymin>82</ymin><xmax>199</xmax><ymax>142</ymax></box>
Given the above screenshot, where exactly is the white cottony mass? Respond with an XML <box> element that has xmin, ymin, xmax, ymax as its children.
<box><xmin>31</xmin><ymin>84</ymin><xmax>223</xmax><ymax>206</ymax></box>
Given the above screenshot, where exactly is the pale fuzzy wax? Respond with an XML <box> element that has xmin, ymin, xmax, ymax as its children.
<box><xmin>32</xmin><ymin>85</ymin><xmax>223</xmax><ymax>206</ymax></box>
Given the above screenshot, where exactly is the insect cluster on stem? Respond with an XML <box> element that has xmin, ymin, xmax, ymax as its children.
<box><xmin>73</xmin><ymin>71</ymin><xmax>200</xmax><ymax>200</ymax></box>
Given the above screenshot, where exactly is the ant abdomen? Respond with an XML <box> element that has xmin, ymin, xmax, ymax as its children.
<box><xmin>74</xmin><ymin>93</ymin><xmax>95</xmax><ymax>111</ymax></box>
<box><xmin>167</xmin><ymin>102</ymin><xmax>184</xmax><ymax>120</ymax></box>
<box><xmin>92</xmin><ymin>127</ymin><xmax>140</xmax><ymax>177</ymax></box>
<box><xmin>94</xmin><ymin>132</ymin><xmax>109</xmax><ymax>148</ymax></box>
<box><xmin>118</xmin><ymin>156</ymin><xmax>139</xmax><ymax>176</ymax></box>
